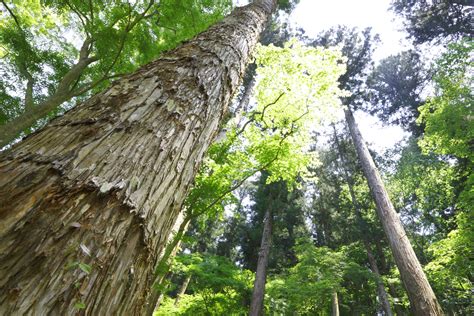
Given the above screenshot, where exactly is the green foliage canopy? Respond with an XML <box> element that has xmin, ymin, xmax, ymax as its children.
<box><xmin>0</xmin><ymin>0</ymin><xmax>231</xmax><ymax>141</ymax></box>
<box><xmin>266</xmin><ymin>242</ymin><xmax>375</xmax><ymax>315</ymax></box>
<box><xmin>156</xmin><ymin>254</ymin><xmax>254</xmax><ymax>315</ymax></box>
<box><xmin>182</xmin><ymin>40</ymin><xmax>346</xmax><ymax>226</ymax></box>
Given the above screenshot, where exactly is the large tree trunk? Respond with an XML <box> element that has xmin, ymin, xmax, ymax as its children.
<box><xmin>344</xmin><ymin>109</ymin><xmax>443</xmax><ymax>315</ymax></box>
<box><xmin>249</xmin><ymin>208</ymin><xmax>272</xmax><ymax>316</ymax></box>
<box><xmin>0</xmin><ymin>1</ymin><xmax>276</xmax><ymax>314</ymax></box>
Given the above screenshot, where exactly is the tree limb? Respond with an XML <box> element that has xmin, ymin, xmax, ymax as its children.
<box><xmin>236</xmin><ymin>92</ymin><xmax>285</xmax><ymax>136</ymax></box>
<box><xmin>1</xmin><ymin>0</ymin><xmax>23</xmax><ymax>31</ymax></box>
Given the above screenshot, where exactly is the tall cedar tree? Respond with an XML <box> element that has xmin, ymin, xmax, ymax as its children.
<box><xmin>391</xmin><ymin>0</ymin><xmax>474</xmax><ymax>44</ymax></box>
<box><xmin>313</xmin><ymin>26</ymin><xmax>443</xmax><ymax>314</ymax></box>
<box><xmin>247</xmin><ymin>173</ymin><xmax>306</xmax><ymax>314</ymax></box>
<box><xmin>344</xmin><ymin>109</ymin><xmax>443</xmax><ymax>315</ymax></box>
<box><xmin>332</xmin><ymin>127</ymin><xmax>393</xmax><ymax>316</ymax></box>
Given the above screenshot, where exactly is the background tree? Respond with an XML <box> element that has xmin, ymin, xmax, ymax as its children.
<box><xmin>156</xmin><ymin>253</ymin><xmax>254</xmax><ymax>315</ymax></box>
<box><xmin>391</xmin><ymin>0</ymin><xmax>474</xmax><ymax>44</ymax></box>
<box><xmin>312</xmin><ymin>25</ymin><xmax>443</xmax><ymax>314</ymax></box>
<box><xmin>365</xmin><ymin>50</ymin><xmax>428</xmax><ymax>134</ymax></box>
<box><xmin>415</xmin><ymin>39</ymin><xmax>473</xmax><ymax>314</ymax></box>
<box><xmin>266</xmin><ymin>241</ymin><xmax>375</xmax><ymax>315</ymax></box>
<box><xmin>306</xmin><ymin>127</ymin><xmax>401</xmax><ymax>315</ymax></box>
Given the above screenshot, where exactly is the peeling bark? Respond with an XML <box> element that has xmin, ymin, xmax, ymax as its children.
<box><xmin>344</xmin><ymin>109</ymin><xmax>443</xmax><ymax>316</ymax></box>
<box><xmin>0</xmin><ymin>1</ymin><xmax>276</xmax><ymax>314</ymax></box>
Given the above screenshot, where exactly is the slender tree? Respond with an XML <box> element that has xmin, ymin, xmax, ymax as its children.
<box><xmin>174</xmin><ymin>275</ymin><xmax>192</xmax><ymax>306</ymax></box>
<box><xmin>332</xmin><ymin>126</ymin><xmax>393</xmax><ymax>316</ymax></box>
<box><xmin>247</xmin><ymin>174</ymin><xmax>304</xmax><ymax>315</ymax></box>
<box><xmin>344</xmin><ymin>109</ymin><xmax>443</xmax><ymax>315</ymax></box>
<box><xmin>0</xmin><ymin>0</ymin><xmax>276</xmax><ymax>314</ymax></box>
<box><xmin>313</xmin><ymin>25</ymin><xmax>442</xmax><ymax>315</ymax></box>
<box><xmin>249</xmin><ymin>206</ymin><xmax>273</xmax><ymax>316</ymax></box>
<box><xmin>332</xmin><ymin>292</ymin><xmax>340</xmax><ymax>316</ymax></box>
<box><xmin>146</xmin><ymin>215</ymin><xmax>191</xmax><ymax>315</ymax></box>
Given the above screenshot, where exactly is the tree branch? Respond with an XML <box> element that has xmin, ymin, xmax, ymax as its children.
<box><xmin>1</xmin><ymin>0</ymin><xmax>23</xmax><ymax>31</ymax></box>
<box><xmin>196</xmin><ymin>132</ymin><xmax>291</xmax><ymax>218</ymax></box>
<box><xmin>24</xmin><ymin>71</ymin><xmax>34</xmax><ymax>110</ymax></box>
<box><xmin>63</xmin><ymin>0</ymin><xmax>89</xmax><ymax>34</ymax></box>
<box><xmin>71</xmin><ymin>72</ymin><xmax>125</xmax><ymax>97</ymax></box>
<box><xmin>73</xmin><ymin>0</ymin><xmax>157</xmax><ymax>97</ymax></box>
<box><xmin>236</xmin><ymin>92</ymin><xmax>285</xmax><ymax>136</ymax></box>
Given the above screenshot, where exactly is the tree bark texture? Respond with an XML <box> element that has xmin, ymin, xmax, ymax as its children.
<box><xmin>0</xmin><ymin>1</ymin><xmax>276</xmax><ymax>314</ymax></box>
<box><xmin>344</xmin><ymin>109</ymin><xmax>443</xmax><ymax>316</ymax></box>
<box><xmin>249</xmin><ymin>208</ymin><xmax>272</xmax><ymax>316</ymax></box>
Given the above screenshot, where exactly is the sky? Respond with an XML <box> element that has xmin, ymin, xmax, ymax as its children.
<box><xmin>235</xmin><ymin>0</ymin><xmax>412</xmax><ymax>153</ymax></box>
<box><xmin>289</xmin><ymin>0</ymin><xmax>411</xmax><ymax>61</ymax></box>
<box><xmin>291</xmin><ymin>0</ymin><xmax>412</xmax><ymax>152</ymax></box>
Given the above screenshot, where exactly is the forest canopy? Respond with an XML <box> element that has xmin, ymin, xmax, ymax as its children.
<box><xmin>0</xmin><ymin>0</ymin><xmax>472</xmax><ymax>315</ymax></box>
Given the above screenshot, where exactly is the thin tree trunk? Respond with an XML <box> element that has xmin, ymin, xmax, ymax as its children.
<box><xmin>366</xmin><ymin>243</ymin><xmax>393</xmax><ymax>316</ymax></box>
<box><xmin>235</xmin><ymin>71</ymin><xmax>257</xmax><ymax>125</ymax></box>
<box><xmin>249</xmin><ymin>208</ymin><xmax>272</xmax><ymax>316</ymax></box>
<box><xmin>155</xmin><ymin>292</ymin><xmax>166</xmax><ymax>311</ymax></box>
<box><xmin>332</xmin><ymin>292</ymin><xmax>339</xmax><ymax>316</ymax></box>
<box><xmin>388</xmin><ymin>283</ymin><xmax>407</xmax><ymax>315</ymax></box>
<box><xmin>236</xmin><ymin>76</ymin><xmax>256</xmax><ymax>125</ymax></box>
<box><xmin>375</xmin><ymin>239</ymin><xmax>389</xmax><ymax>274</ymax></box>
<box><xmin>376</xmin><ymin>239</ymin><xmax>407</xmax><ymax>316</ymax></box>
<box><xmin>332</xmin><ymin>125</ymin><xmax>393</xmax><ymax>316</ymax></box>
<box><xmin>0</xmin><ymin>1</ymin><xmax>276</xmax><ymax>314</ymax></box>
<box><xmin>174</xmin><ymin>275</ymin><xmax>192</xmax><ymax>306</ymax></box>
<box><xmin>145</xmin><ymin>214</ymin><xmax>191</xmax><ymax>315</ymax></box>
<box><xmin>343</xmin><ymin>109</ymin><xmax>443</xmax><ymax>315</ymax></box>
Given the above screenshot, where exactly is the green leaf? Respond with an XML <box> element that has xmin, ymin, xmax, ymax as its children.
<box><xmin>65</xmin><ymin>261</ymin><xmax>79</xmax><ymax>270</ymax></box>
<box><xmin>78</xmin><ymin>263</ymin><xmax>92</xmax><ymax>275</ymax></box>
<box><xmin>74</xmin><ymin>301</ymin><xmax>86</xmax><ymax>309</ymax></box>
